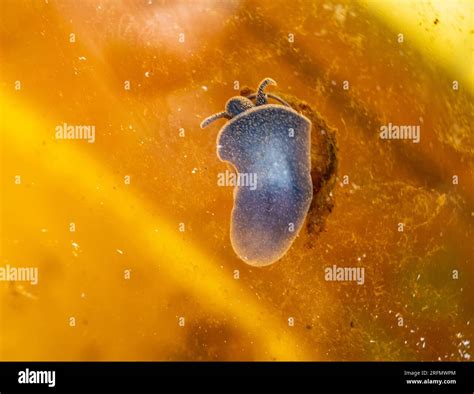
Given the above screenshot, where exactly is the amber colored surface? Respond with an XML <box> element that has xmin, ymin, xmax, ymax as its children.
<box><xmin>0</xmin><ymin>0</ymin><xmax>472</xmax><ymax>361</ymax></box>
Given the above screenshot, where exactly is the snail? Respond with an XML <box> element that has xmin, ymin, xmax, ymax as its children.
<box><xmin>201</xmin><ymin>78</ymin><xmax>313</xmax><ymax>267</ymax></box>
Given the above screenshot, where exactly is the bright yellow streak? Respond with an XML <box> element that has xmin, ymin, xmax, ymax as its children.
<box><xmin>360</xmin><ymin>0</ymin><xmax>474</xmax><ymax>92</ymax></box>
<box><xmin>0</xmin><ymin>92</ymin><xmax>311</xmax><ymax>360</ymax></box>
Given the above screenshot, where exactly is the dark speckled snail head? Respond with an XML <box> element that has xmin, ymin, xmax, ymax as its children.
<box><xmin>225</xmin><ymin>97</ymin><xmax>254</xmax><ymax>118</ymax></box>
<box><xmin>200</xmin><ymin>78</ymin><xmax>290</xmax><ymax>128</ymax></box>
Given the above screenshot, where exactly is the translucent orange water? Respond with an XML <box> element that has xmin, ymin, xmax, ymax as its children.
<box><xmin>1</xmin><ymin>0</ymin><xmax>472</xmax><ymax>361</ymax></box>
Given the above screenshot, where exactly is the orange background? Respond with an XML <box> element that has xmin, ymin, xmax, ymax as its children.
<box><xmin>0</xmin><ymin>0</ymin><xmax>472</xmax><ymax>360</ymax></box>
